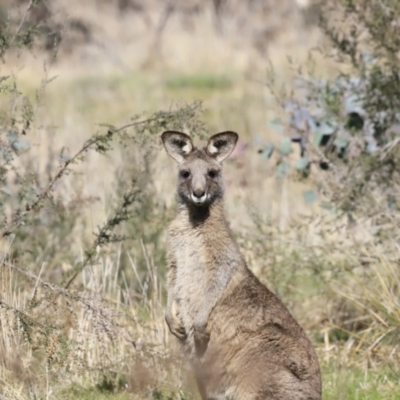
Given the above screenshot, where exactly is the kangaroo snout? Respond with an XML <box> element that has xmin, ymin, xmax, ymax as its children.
<box><xmin>192</xmin><ymin>187</ymin><xmax>206</xmax><ymax>198</ymax></box>
<box><xmin>192</xmin><ymin>180</ymin><xmax>207</xmax><ymax>204</ymax></box>
<box><xmin>191</xmin><ymin>191</ymin><xmax>207</xmax><ymax>205</ymax></box>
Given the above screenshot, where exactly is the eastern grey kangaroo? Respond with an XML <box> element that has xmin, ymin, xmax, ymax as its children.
<box><xmin>162</xmin><ymin>130</ymin><xmax>321</xmax><ymax>400</ymax></box>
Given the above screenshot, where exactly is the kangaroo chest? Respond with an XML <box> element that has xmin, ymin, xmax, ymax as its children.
<box><xmin>168</xmin><ymin>213</ymin><xmax>236</xmax><ymax>347</ymax></box>
<box><xmin>173</xmin><ymin>232</ymin><xmax>209</xmax><ymax>320</ymax></box>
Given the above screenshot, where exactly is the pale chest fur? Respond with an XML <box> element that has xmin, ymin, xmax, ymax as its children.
<box><xmin>168</xmin><ymin>225</ymin><xmax>209</xmax><ymax>337</ymax></box>
<box><xmin>166</xmin><ymin>207</ymin><xmax>242</xmax><ymax>357</ymax></box>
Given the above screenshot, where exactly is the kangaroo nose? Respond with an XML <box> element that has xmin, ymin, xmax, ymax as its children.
<box><xmin>193</xmin><ymin>189</ymin><xmax>206</xmax><ymax>198</ymax></box>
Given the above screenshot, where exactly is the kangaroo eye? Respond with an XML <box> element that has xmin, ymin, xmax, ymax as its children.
<box><xmin>180</xmin><ymin>170</ymin><xmax>190</xmax><ymax>179</ymax></box>
<box><xmin>208</xmin><ymin>170</ymin><xmax>217</xmax><ymax>178</ymax></box>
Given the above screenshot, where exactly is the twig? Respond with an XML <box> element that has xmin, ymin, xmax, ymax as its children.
<box><xmin>0</xmin><ymin>297</ymin><xmax>55</xmax><ymax>331</ymax></box>
<box><xmin>380</xmin><ymin>137</ymin><xmax>400</xmax><ymax>161</ymax></box>
<box><xmin>14</xmin><ymin>0</ymin><xmax>35</xmax><ymax>40</ymax></box>
<box><xmin>63</xmin><ymin>261</ymin><xmax>89</xmax><ymax>290</ymax></box>
<box><xmin>112</xmin><ymin>104</ymin><xmax>199</xmax><ymax>133</ymax></box>
<box><xmin>0</xmin><ymin>0</ymin><xmax>35</xmax><ymax>58</ymax></box>
<box><xmin>113</xmin><ymin>116</ymin><xmax>161</xmax><ymax>133</ymax></box>
<box><xmin>2</xmin><ymin>260</ymin><xmax>68</xmax><ymax>295</ymax></box>
<box><xmin>1</xmin><ymin>138</ymin><xmax>95</xmax><ymax>237</ymax></box>
<box><xmin>2</xmin><ymin>109</ymin><xmax>175</xmax><ymax>238</ymax></box>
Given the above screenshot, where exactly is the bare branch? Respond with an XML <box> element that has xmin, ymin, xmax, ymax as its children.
<box><xmin>1</xmin><ymin>137</ymin><xmax>94</xmax><ymax>237</ymax></box>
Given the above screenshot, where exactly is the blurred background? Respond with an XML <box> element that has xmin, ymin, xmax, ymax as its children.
<box><xmin>0</xmin><ymin>0</ymin><xmax>399</xmax><ymax>399</ymax></box>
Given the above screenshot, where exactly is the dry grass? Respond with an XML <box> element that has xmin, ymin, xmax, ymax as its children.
<box><xmin>0</xmin><ymin>1</ymin><xmax>399</xmax><ymax>399</ymax></box>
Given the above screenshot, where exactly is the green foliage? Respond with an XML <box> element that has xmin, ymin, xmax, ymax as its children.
<box><xmin>59</xmin><ymin>385</ymin><xmax>132</xmax><ymax>400</ymax></box>
<box><xmin>0</xmin><ymin>97</ymin><xmax>205</xmax><ymax>396</ymax></box>
<box><xmin>0</xmin><ymin>13</ymin><xmax>207</xmax><ymax>395</ymax></box>
<box><xmin>303</xmin><ymin>190</ymin><xmax>317</xmax><ymax>204</ymax></box>
<box><xmin>278</xmin><ymin>137</ymin><xmax>293</xmax><ymax>156</ymax></box>
<box><xmin>0</xmin><ymin>1</ymin><xmax>47</xmax><ymax>57</ymax></box>
<box><xmin>2</xmin><ymin>2</ymin><xmax>400</xmax><ymax>398</ymax></box>
<box><xmin>322</xmin><ymin>363</ymin><xmax>400</xmax><ymax>400</ymax></box>
<box><xmin>264</xmin><ymin>0</ymin><xmax>400</xmax><ymax>233</ymax></box>
<box><xmin>166</xmin><ymin>73</ymin><xmax>232</xmax><ymax>90</ymax></box>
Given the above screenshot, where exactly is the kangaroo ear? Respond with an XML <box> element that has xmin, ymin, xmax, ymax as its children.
<box><xmin>161</xmin><ymin>131</ymin><xmax>194</xmax><ymax>163</ymax></box>
<box><xmin>206</xmin><ymin>131</ymin><xmax>238</xmax><ymax>162</ymax></box>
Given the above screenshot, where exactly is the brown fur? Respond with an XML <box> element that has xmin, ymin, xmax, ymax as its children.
<box><xmin>162</xmin><ymin>131</ymin><xmax>322</xmax><ymax>400</ymax></box>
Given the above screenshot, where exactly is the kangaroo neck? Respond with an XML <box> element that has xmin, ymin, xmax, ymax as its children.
<box><xmin>178</xmin><ymin>198</ymin><xmax>227</xmax><ymax>230</ymax></box>
<box><xmin>176</xmin><ymin>197</ymin><xmax>245</xmax><ymax>274</ymax></box>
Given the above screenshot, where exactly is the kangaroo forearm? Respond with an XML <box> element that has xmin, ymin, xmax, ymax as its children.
<box><xmin>194</xmin><ymin>283</ymin><xmax>225</xmax><ymax>332</ymax></box>
<box><xmin>194</xmin><ymin>263</ymin><xmax>237</xmax><ymax>333</ymax></box>
<box><xmin>165</xmin><ymin>257</ymin><xmax>186</xmax><ymax>339</ymax></box>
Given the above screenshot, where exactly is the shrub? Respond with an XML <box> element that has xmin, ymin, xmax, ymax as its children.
<box><xmin>263</xmin><ymin>0</ymin><xmax>400</xmax><ymax>228</ymax></box>
<box><xmin>260</xmin><ymin>0</ymin><xmax>400</xmax><ymax>361</ymax></box>
<box><xmin>0</xmin><ymin>5</ymin><xmax>208</xmax><ymax>396</ymax></box>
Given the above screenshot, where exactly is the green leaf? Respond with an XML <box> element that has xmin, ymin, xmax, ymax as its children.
<box><xmin>277</xmin><ymin>161</ymin><xmax>290</xmax><ymax>179</ymax></box>
<box><xmin>344</xmin><ymin>93</ymin><xmax>363</xmax><ymax>114</ymax></box>
<box><xmin>8</xmin><ymin>131</ymin><xmax>30</xmax><ymax>155</ymax></box>
<box><xmin>278</xmin><ymin>138</ymin><xmax>293</xmax><ymax>155</ymax></box>
<box><xmin>295</xmin><ymin>155</ymin><xmax>309</xmax><ymax>170</ymax></box>
<box><xmin>303</xmin><ymin>190</ymin><xmax>318</xmax><ymax>204</ymax></box>
<box><xmin>262</xmin><ymin>143</ymin><xmax>275</xmax><ymax>160</ymax></box>
<box><xmin>316</xmin><ymin>120</ymin><xmax>337</xmax><ymax>135</ymax></box>
<box><xmin>366</xmin><ymin>142</ymin><xmax>377</xmax><ymax>154</ymax></box>
<box><xmin>320</xmin><ymin>201</ymin><xmax>333</xmax><ymax>210</ymax></box>
<box><xmin>1</xmin><ymin>186</ymin><xmax>11</xmax><ymax>196</ymax></box>
<box><xmin>7</xmin><ymin>131</ymin><xmax>18</xmax><ymax>142</ymax></box>
<box><xmin>12</xmin><ymin>138</ymin><xmax>31</xmax><ymax>155</ymax></box>
<box><xmin>313</xmin><ymin>132</ymin><xmax>324</xmax><ymax>146</ymax></box>
<box><xmin>333</xmin><ymin>136</ymin><xmax>349</xmax><ymax>149</ymax></box>
<box><xmin>268</xmin><ymin>117</ymin><xmax>284</xmax><ymax>132</ymax></box>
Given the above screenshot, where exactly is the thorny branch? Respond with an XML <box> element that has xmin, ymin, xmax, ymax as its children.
<box><xmin>1</xmin><ymin>259</ymin><xmax>119</xmax><ymax>323</ymax></box>
<box><xmin>0</xmin><ymin>115</ymin><xmax>158</xmax><ymax>238</ymax></box>
<box><xmin>0</xmin><ymin>0</ymin><xmax>35</xmax><ymax>58</ymax></box>
<box><xmin>112</xmin><ymin>116</ymin><xmax>162</xmax><ymax>133</ymax></box>
<box><xmin>62</xmin><ymin>182</ymin><xmax>141</xmax><ymax>290</ymax></box>
<box><xmin>0</xmin><ymin>259</ymin><xmax>159</xmax><ymax>352</ymax></box>
<box><xmin>1</xmin><ymin>138</ymin><xmax>94</xmax><ymax>237</ymax></box>
<box><xmin>14</xmin><ymin>0</ymin><xmax>35</xmax><ymax>41</ymax></box>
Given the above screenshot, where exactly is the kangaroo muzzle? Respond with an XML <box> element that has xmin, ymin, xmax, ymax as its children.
<box><xmin>191</xmin><ymin>178</ymin><xmax>208</xmax><ymax>205</ymax></box>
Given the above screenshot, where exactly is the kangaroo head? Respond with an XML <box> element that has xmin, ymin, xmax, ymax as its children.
<box><xmin>162</xmin><ymin>131</ymin><xmax>238</xmax><ymax>206</ymax></box>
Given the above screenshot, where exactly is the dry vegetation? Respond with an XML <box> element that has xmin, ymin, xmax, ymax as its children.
<box><xmin>0</xmin><ymin>0</ymin><xmax>399</xmax><ymax>399</ymax></box>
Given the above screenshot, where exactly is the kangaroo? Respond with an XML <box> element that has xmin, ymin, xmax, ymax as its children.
<box><xmin>162</xmin><ymin>130</ymin><xmax>322</xmax><ymax>400</ymax></box>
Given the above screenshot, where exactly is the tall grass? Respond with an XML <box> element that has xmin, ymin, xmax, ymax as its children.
<box><xmin>0</xmin><ymin>1</ymin><xmax>399</xmax><ymax>399</ymax></box>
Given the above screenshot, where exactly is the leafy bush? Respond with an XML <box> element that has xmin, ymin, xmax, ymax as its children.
<box><xmin>258</xmin><ymin>0</ymin><xmax>400</xmax><ymax>363</ymax></box>
<box><xmin>263</xmin><ymin>0</ymin><xmax>400</xmax><ymax>225</ymax></box>
<box><xmin>0</xmin><ymin>6</ymin><xmax>208</xmax><ymax>395</ymax></box>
